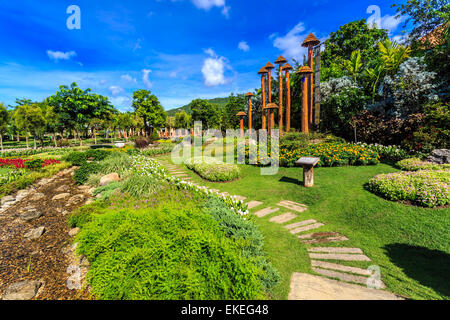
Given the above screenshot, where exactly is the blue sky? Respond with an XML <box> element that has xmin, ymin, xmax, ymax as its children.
<box><xmin>0</xmin><ymin>0</ymin><xmax>408</xmax><ymax>111</ymax></box>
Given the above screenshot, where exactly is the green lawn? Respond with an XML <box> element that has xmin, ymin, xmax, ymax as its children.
<box><xmin>158</xmin><ymin>154</ymin><xmax>450</xmax><ymax>300</ymax></box>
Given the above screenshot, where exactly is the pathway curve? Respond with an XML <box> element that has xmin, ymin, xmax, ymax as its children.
<box><xmin>156</xmin><ymin>158</ymin><xmax>403</xmax><ymax>300</ymax></box>
<box><xmin>0</xmin><ymin>168</ymin><xmax>93</xmax><ymax>300</ymax></box>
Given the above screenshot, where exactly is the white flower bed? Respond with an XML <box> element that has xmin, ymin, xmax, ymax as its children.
<box><xmin>130</xmin><ymin>155</ymin><xmax>249</xmax><ymax>216</ymax></box>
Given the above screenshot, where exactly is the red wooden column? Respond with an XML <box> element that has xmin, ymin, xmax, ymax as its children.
<box><xmin>283</xmin><ymin>63</ymin><xmax>293</xmax><ymax>132</ymax></box>
<box><xmin>236</xmin><ymin>112</ymin><xmax>247</xmax><ymax>137</ymax></box>
<box><xmin>258</xmin><ymin>67</ymin><xmax>268</xmax><ymax>130</ymax></box>
<box><xmin>297</xmin><ymin>66</ymin><xmax>313</xmax><ymax>134</ymax></box>
<box><xmin>245</xmin><ymin>92</ymin><xmax>254</xmax><ymax>130</ymax></box>
<box><xmin>275</xmin><ymin>56</ymin><xmax>287</xmax><ymax>133</ymax></box>
<box><xmin>302</xmin><ymin>33</ymin><xmax>321</xmax><ymax>129</ymax></box>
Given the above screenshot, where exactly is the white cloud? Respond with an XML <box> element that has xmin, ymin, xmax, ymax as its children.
<box><xmin>109</xmin><ymin>85</ymin><xmax>124</xmax><ymax>96</ymax></box>
<box><xmin>121</xmin><ymin>74</ymin><xmax>137</xmax><ymax>83</ymax></box>
<box><xmin>190</xmin><ymin>0</ymin><xmax>229</xmax><ymax>16</ymax></box>
<box><xmin>110</xmin><ymin>95</ymin><xmax>132</xmax><ymax>110</ymax></box>
<box><xmin>142</xmin><ymin>69</ymin><xmax>152</xmax><ymax>88</ymax></box>
<box><xmin>238</xmin><ymin>41</ymin><xmax>250</xmax><ymax>52</ymax></box>
<box><xmin>191</xmin><ymin>0</ymin><xmax>225</xmax><ymax>10</ymax></box>
<box><xmin>272</xmin><ymin>22</ymin><xmax>308</xmax><ymax>61</ymax></box>
<box><xmin>46</xmin><ymin>50</ymin><xmax>77</xmax><ymax>62</ymax></box>
<box><xmin>201</xmin><ymin>49</ymin><xmax>229</xmax><ymax>87</ymax></box>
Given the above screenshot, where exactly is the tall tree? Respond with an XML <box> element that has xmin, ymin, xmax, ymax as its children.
<box><xmin>174</xmin><ymin>111</ymin><xmax>189</xmax><ymax>129</ymax></box>
<box><xmin>221</xmin><ymin>94</ymin><xmax>247</xmax><ymax>130</ymax></box>
<box><xmin>322</xmin><ymin>19</ymin><xmax>389</xmax><ymax>81</ymax></box>
<box><xmin>189</xmin><ymin>99</ymin><xmax>221</xmax><ymax>129</ymax></box>
<box><xmin>48</xmin><ymin>83</ymin><xmax>115</xmax><ymax>145</ymax></box>
<box><xmin>132</xmin><ymin>89</ymin><xmax>166</xmax><ymax>136</ymax></box>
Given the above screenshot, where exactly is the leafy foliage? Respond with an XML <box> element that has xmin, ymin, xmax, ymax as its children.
<box><xmin>185</xmin><ymin>157</ymin><xmax>241</xmax><ymax>182</ymax></box>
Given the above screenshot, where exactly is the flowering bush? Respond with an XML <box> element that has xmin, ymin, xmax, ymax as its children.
<box><xmin>367</xmin><ymin>170</ymin><xmax>450</xmax><ymax>207</ymax></box>
<box><xmin>397</xmin><ymin>158</ymin><xmax>450</xmax><ymax>171</ymax></box>
<box><xmin>357</xmin><ymin>143</ymin><xmax>409</xmax><ymax>162</ymax></box>
<box><xmin>0</xmin><ymin>158</ymin><xmax>60</xmax><ymax>169</ymax></box>
<box><xmin>130</xmin><ymin>155</ymin><xmax>248</xmax><ymax>215</ymax></box>
<box><xmin>185</xmin><ymin>157</ymin><xmax>241</xmax><ymax>182</ymax></box>
<box><xmin>278</xmin><ymin>143</ymin><xmax>379</xmax><ymax>167</ymax></box>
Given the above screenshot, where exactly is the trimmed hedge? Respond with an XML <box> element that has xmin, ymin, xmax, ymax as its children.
<box><xmin>185</xmin><ymin>157</ymin><xmax>241</xmax><ymax>182</ymax></box>
<box><xmin>396</xmin><ymin>158</ymin><xmax>450</xmax><ymax>171</ymax></box>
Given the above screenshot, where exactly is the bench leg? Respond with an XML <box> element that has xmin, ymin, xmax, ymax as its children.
<box><xmin>303</xmin><ymin>166</ymin><xmax>314</xmax><ymax>187</ymax></box>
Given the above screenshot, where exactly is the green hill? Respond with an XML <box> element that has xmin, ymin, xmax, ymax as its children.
<box><xmin>166</xmin><ymin>97</ymin><xmax>229</xmax><ymax>116</ymax></box>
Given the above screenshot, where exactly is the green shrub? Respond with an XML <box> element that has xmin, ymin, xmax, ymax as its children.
<box><xmin>120</xmin><ymin>173</ymin><xmax>163</xmax><ymax>197</ymax></box>
<box><xmin>367</xmin><ymin>170</ymin><xmax>450</xmax><ymax>207</ymax></box>
<box><xmin>85</xmin><ymin>149</ymin><xmax>110</xmax><ymax>161</ymax></box>
<box><xmin>185</xmin><ymin>157</ymin><xmax>241</xmax><ymax>182</ymax></box>
<box><xmin>25</xmin><ymin>159</ymin><xmax>43</xmax><ymax>169</ymax></box>
<box><xmin>397</xmin><ymin>158</ymin><xmax>450</xmax><ymax>171</ymax></box>
<box><xmin>68</xmin><ymin>201</ymin><xmax>107</xmax><ymax>228</ymax></box>
<box><xmin>99</xmin><ymin>152</ymin><xmax>132</xmax><ymax>176</ymax></box>
<box><xmin>65</xmin><ymin>151</ymin><xmax>87</xmax><ymax>166</ymax></box>
<box><xmin>66</xmin><ymin>149</ymin><xmax>110</xmax><ymax>166</ymax></box>
<box><xmin>76</xmin><ymin>200</ymin><xmax>268</xmax><ymax>300</ymax></box>
<box><xmin>358</xmin><ymin>143</ymin><xmax>409</xmax><ymax>163</ymax></box>
<box><xmin>203</xmin><ymin>197</ymin><xmax>280</xmax><ymax>291</ymax></box>
<box><xmin>140</xmin><ymin>143</ymin><xmax>175</xmax><ymax>156</ymax></box>
<box><xmin>74</xmin><ymin>162</ymin><xmax>101</xmax><ymax>185</ymax></box>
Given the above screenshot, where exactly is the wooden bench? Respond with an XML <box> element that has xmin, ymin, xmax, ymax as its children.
<box><xmin>296</xmin><ymin>157</ymin><xmax>320</xmax><ymax>187</ymax></box>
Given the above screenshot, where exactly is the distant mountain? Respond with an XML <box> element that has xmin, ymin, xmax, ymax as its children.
<box><xmin>166</xmin><ymin>97</ymin><xmax>229</xmax><ymax>116</ymax></box>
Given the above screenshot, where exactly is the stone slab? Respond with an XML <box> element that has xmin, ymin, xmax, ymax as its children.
<box><xmin>24</xmin><ymin>227</ymin><xmax>46</xmax><ymax>240</ymax></box>
<box><xmin>290</xmin><ymin>223</ymin><xmax>324</xmax><ymax>234</ymax></box>
<box><xmin>288</xmin><ymin>273</ymin><xmax>401</xmax><ymax>300</ymax></box>
<box><xmin>309</xmin><ymin>253</ymin><xmax>371</xmax><ymax>261</ymax></box>
<box><xmin>285</xmin><ymin>219</ymin><xmax>317</xmax><ymax>230</ymax></box>
<box><xmin>269</xmin><ymin>212</ymin><xmax>297</xmax><ymax>224</ymax></box>
<box><xmin>301</xmin><ymin>236</ymin><xmax>349</xmax><ymax>244</ymax></box>
<box><xmin>277</xmin><ymin>200</ymin><xmax>308</xmax><ymax>213</ymax></box>
<box><xmin>247</xmin><ymin>201</ymin><xmax>263</xmax><ymax>209</ymax></box>
<box><xmin>234</xmin><ymin>195</ymin><xmax>247</xmax><ymax>201</ymax></box>
<box><xmin>254</xmin><ymin>207</ymin><xmax>280</xmax><ymax>218</ymax></box>
<box><xmin>308</xmin><ymin>247</ymin><xmax>363</xmax><ymax>254</ymax></box>
<box><xmin>313</xmin><ymin>267</ymin><xmax>385</xmax><ymax>288</ymax></box>
<box><xmin>298</xmin><ymin>232</ymin><xmax>341</xmax><ymax>239</ymax></box>
<box><xmin>311</xmin><ymin>260</ymin><xmax>372</xmax><ymax>276</ymax></box>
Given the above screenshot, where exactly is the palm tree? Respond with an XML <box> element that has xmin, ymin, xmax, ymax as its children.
<box><xmin>343</xmin><ymin>50</ymin><xmax>363</xmax><ymax>81</ymax></box>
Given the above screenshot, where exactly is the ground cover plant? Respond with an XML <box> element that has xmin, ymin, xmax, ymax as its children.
<box><xmin>185</xmin><ymin>157</ymin><xmax>241</xmax><ymax>182</ymax></box>
<box><xmin>367</xmin><ymin>169</ymin><xmax>450</xmax><ymax>208</ymax></box>
<box><xmin>396</xmin><ymin>158</ymin><xmax>450</xmax><ymax>171</ymax></box>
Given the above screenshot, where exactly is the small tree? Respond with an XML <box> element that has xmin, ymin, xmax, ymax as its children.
<box><xmin>0</xmin><ymin>103</ymin><xmax>9</xmax><ymax>151</ymax></box>
<box><xmin>14</xmin><ymin>104</ymin><xmax>45</xmax><ymax>149</ymax></box>
<box><xmin>132</xmin><ymin>90</ymin><xmax>166</xmax><ymax>136</ymax></box>
<box><xmin>174</xmin><ymin>111</ymin><xmax>189</xmax><ymax>129</ymax></box>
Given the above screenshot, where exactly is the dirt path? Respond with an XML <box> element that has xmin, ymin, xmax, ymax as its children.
<box><xmin>0</xmin><ymin>167</ymin><xmax>93</xmax><ymax>300</ymax></box>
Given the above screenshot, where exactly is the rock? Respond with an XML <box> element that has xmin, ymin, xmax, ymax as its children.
<box><xmin>1</xmin><ymin>196</ymin><xmax>15</xmax><ymax>206</ymax></box>
<box><xmin>84</xmin><ymin>199</ymin><xmax>94</xmax><ymax>205</ymax></box>
<box><xmin>99</xmin><ymin>173</ymin><xmax>120</xmax><ymax>186</ymax></box>
<box><xmin>16</xmin><ymin>190</ymin><xmax>29</xmax><ymax>200</ymax></box>
<box><xmin>2</xmin><ymin>280</ymin><xmax>42</xmax><ymax>300</ymax></box>
<box><xmin>24</xmin><ymin>226</ymin><xmax>46</xmax><ymax>240</ymax></box>
<box><xmin>88</xmin><ymin>188</ymin><xmax>96</xmax><ymax>196</ymax></box>
<box><xmin>37</xmin><ymin>178</ymin><xmax>50</xmax><ymax>187</ymax></box>
<box><xmin>66</xmin><ymin>194</ymin><xmax>85</xmax><ymax>206</ymax></box>
<box><xmin>19</xmin><ymin>210</ymin><xmax>43</xmax><ymax>222</ymax></box>
<box><xmin>427</xmin><ymin>149</ymin><xmax>450</xmax><ymax>164</ymax></box>
<box><xmin>78</xmin><ymin>185</ymin><xmax>91</xmax><ymax>192</ymax></box>
<box><xmin>30</xmin><ymin>193</ymin><xmax>45</xmax><ymax>201</ymax></box>
<box><xmin>52</xmin><ymin>193</ymin><xmax>71</xmax><ymax>201</ymax></box>
<box><xmin>69</xmin><ymin>228</ymin><xmax>80</xmax><ymax>236</ymax></box>
<box><xmin>55</xmin><ymin>185</ymin><xmax>70</xmax><ymax>193</ymax></box>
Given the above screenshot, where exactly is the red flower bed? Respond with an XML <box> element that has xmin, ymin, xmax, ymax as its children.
<box><xmin>0</xmin><ymin>158</ymin><xmax>60</xmax><ymax>169</ymax></box>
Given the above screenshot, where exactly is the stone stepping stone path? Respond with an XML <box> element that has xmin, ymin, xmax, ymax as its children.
<box><xmin>234</xmin><ymin>195</ymin><xmax>247</xmax><ymax>201</ymax></box>
<box><xmin>284</xmin><ymin>219</ymin><xmax>324</xmax><ymax>235</ymax></box>
<box><xmin>277</xmin><ymin>200</ymin><xmax>307</xmax><ymax>213</ymax></box>
<box><xmin>298</xmin><ymin>232</ymin><xmax>349</xmax><ymax>244</ymax></box>
<box><xmin>312</xmin><ymin>267</ymin><xmax>384</xmax><ymax>288</ymax></box>
<box><xmin>308</xmin><ymin>247</ymin><xmax>363</xmax><ymax>254</ymax></box>
<box><xmin>288</xmin><ymin>273</ymin><xmax>401</xmax><ymax>300</ymax></box>
<box><xmin>269</xmin><ymin>212</ymin><xmax>297</xmax><ymax>224</ymax></box>
<box><xmin>247</xmin><ymin>200</ymin><xmax>263</xmax><ymax>209</ymax></box>
<box><xmin>311</xmin><ymin>260</ymin><xmax>372</xmax><ymax>276</ymax></box>
<box><xmin>254</xmin><ymin>207</ymin><xmax>279</xmax><ymax>218</ymax></box>
<box><xmin>308</xmin><ymin>252</ymin><xmax>371</xmax><ymax>262</ymax></box>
